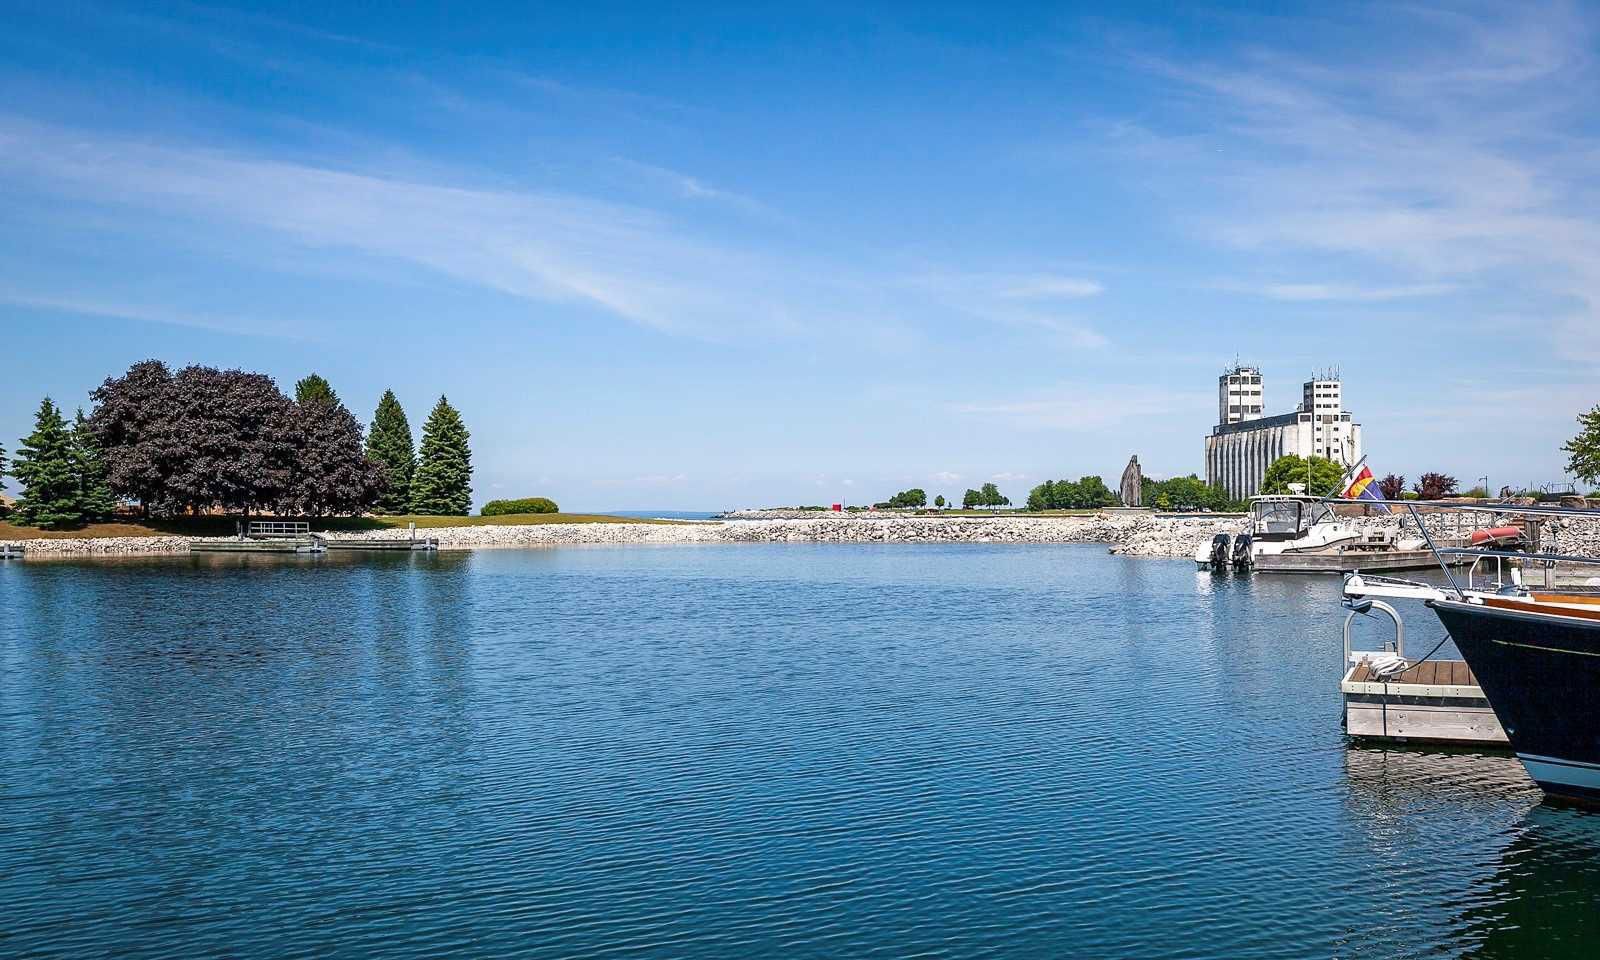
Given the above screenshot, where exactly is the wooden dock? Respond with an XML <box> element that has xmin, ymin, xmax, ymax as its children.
<box><xmin>1258</xmin><ymin>548</ymin><xmax>1468</xmax><ymax>574</ymax></box>
<box><xmin>1342</xmin><ymin>659</ymin><xmax>1507</xmax><ymax>746</ymax></box>
<box><xmin>190</xmin><ymin>538</ymin><xmax>325</xmax><ymax>554</ymax></box>
<box><xmin>324</xmin><ymin>537</ymin><xmax>439</xmax><ymax>551</ymax></box>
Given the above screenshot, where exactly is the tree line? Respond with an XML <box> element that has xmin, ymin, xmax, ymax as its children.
<box><xmin>2</xmin><ymin>360</ymin><xmax>474</xmax><ymax>528</ymax></box>
<box><xmin>1025</xmin><ymin>476</ymin><xmax>1115</xmax><ymax>510</ymax></box>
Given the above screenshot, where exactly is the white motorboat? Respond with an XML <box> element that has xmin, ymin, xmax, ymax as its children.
<box><xmin>1195</xmin><ymin>494</ymin><xmax>1386</xmax><ymax>569</ymax></box>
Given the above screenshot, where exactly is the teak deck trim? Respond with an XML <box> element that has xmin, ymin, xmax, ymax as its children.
<box><xmin>1340</xmin><ymin>659</ymin><xmax>1485</xmax><ymax>700</ymax></box>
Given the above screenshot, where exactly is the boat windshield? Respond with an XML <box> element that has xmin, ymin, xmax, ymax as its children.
<box><xmin>1252</xmin><ymin>501</ymin><xmax>1305</xmax><ymax>537</ymax></box>
<box><xmin>1305</xmin><ymin>502</ymin><xmax>1335</xmax><ymax>526</ymax></box>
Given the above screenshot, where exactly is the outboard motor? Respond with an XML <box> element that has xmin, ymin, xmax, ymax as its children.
<box><xmin>1208</xmin><ymin>534</ymin><xmax>1231</xmax><ymax>568</ymax></box>
<box><xmin>1231</xmin><ymin>533</ymin><xmax>1254</xmax><ymax>570</ymax></box>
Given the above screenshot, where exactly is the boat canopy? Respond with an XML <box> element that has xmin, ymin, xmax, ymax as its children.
<box><xmin>1249</xmin><ymin>495</ymin><xmax>1334</xmax><ymax>539</ymax></box>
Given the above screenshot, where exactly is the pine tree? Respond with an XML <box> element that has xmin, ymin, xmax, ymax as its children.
<box><xmin>410</xmin><ymin>395</ymin><xmax>472</xmax><ymax>515</ymax></box>
<box><xmin>295</xmin><ymin>373</ymin><xmax>338</xmax><ymax>408</ymax></box>
<box><xmin>12</xmin><ymin>398</ymin><xmax>86</xmax><ymax>528</ymax></box>
<box><xmin>72</xmin><ymin>409</ymin><xmax>117</xmax><ymax>521</ymax></box>
<box><xmin>367</xmin><ymin>389</ymin><xmax>416</xmax><ymax>514</ymax></box>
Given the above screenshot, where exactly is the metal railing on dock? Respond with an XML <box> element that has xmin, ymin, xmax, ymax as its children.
<box><xmin>246</xmin><ymin>520</ymin><xmax>311</xmax><ymax>539</ymax></box>
<box><xmin>190</xmin><ymin>520</ymin><xmax>440</xmax><ymax>555</ymax></box>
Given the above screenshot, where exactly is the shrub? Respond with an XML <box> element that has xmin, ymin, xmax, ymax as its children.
<box><xmin>1413</xmin><ymin>472</ymin><xmax>1459</xmax><ymax>500</ymax></box>
<box><xmin>481</xmin><ymin>497</ymin><xmax>559</xmax><ymax>516</ymax></box>
<box><xmin>1400</xmin><ymin>490</ymin><xmax>1420</xmax><ymax>500</ymax></box>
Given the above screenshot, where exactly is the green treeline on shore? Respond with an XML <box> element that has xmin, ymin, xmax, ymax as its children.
<box><xmin>1</xmin><ymin>360</ymin><xmax>474</xmax><ymax>529</ymax></box>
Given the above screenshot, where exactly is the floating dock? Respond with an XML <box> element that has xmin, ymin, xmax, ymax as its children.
<box><xmin>324</xmin><ymin>537</ymin><xmax>439</xmax><ymax>551</ymax></box>
<box><xmin>1342</xmin><ymin>659</ymin><xmax>1507</xmax><ymax>746</ymax></box>
<box><xmin>190</xmin><ymin>538</ymin><xmax>325</xmax><ymax>554</ymax></box>
<box><xmin>1258</xmin><ymin>548</ymin><xmax>1469</xmax><ymax>574</ymax></box>
<box><xmin>1</xmin><ymin>544</ymin><xmax>23</xmax><ymax>560</ymax></box>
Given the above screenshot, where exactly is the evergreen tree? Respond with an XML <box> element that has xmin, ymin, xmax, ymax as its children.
<box><xmin>410</xmin><ymin>395</ymin><xmax>472</xmax><ymax>515</ymax></box>
<box><xmin>72</xmin><ymin>408</ymin><xmax>117</xmax><ymax>521</ymax></box>
<box><xmin>12</xmin><ymin>398</ymin><xmax>86</xmax><ymax>528</ymax></box>
<box><xmin>294</xmin><ymin>373</ymin><xmax>338</xmax><ymax>408</ymax></box>
<box><xmin>367</xmin><ymin>389</ymin><xmax>416</xmax><ymax>514</ymax></box>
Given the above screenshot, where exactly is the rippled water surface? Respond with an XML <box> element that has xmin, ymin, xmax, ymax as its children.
<box><xmin>4</xmin><ymin>545</ymin><xmax>1599</xmax><ymax>958</ymax></box>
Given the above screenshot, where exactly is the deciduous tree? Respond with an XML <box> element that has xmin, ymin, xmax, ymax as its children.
<box><xmin>1261</xmin><ymin>455</ymin><xmax>1343</xmax><ymax>497</ymax></box>
<box><xmin>962</xmin><ymin>488</ymin><xmax>981</xmax><ymax>509</ymax></box>
<box><xmin>12</xmin><ymin>398</ymin><xmax>85</xmax><ymax>528</ymax></box>
<box><xmin>289</xmin><ymin>388</ymin><xmax>385</xmax><ymax>517</ymax></box>
<box><xmin>164</xmin><ymin>366</ymin><xmax>298</xmax><ymax>516</ymax></box>
<box><xmin>979</xmin><ymin>482</ymin><xmax>1009</xmax><ymax>507</ymax></box>
<box><xmin>885</xmin><ymin>488</ymin><xmax>926</xmax><ymax>508</ymax></box>
<box><xmin>1378</xmin><ymin>474</ymin><xmax>1406</xmax><ymax>501</ymax></box>
<box><xmin>89</xmin><ymin>359</ymin><xmax>176</xmax><ymax>516</ymax></box>
<box><xmin>367</xmin><ymin>389</ymin><xmax>416</xmax><ymax>514</ymax></box>
<box><xmin>1564</xmin><ymin>405</ymin><xmax>1600</xmax><ymax>484</ymax></box>
<box><xmin>410</xmin><ymin>395</ymin><xmax>472</xmax><ymax>515</ymax></box>
<box><xmin>1414</xmin><ymin>472</ymin><xmax>1459</xmax><ymax>500</ymax></box>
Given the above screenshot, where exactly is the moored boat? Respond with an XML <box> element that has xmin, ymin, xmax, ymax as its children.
<box><xmin>1430</xmin><ymin>594</ymin><xmax>1600</xmax><ymax>802</ymax></box>
<box><xmin>1194</xmin><ymin>494</ymin><xmax>1370</xmax><ymax>569</ymax></box>
<box><xmin>1333</xmin><ymin>496</ymin><xmax>1600</xmax><ymax>803</ymax></box>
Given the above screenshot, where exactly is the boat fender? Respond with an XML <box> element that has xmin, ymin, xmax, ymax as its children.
<box><xmin>1469</xmin><ymin>526</ymin><xmax>1524</xmax><ymax>546</ymax></box>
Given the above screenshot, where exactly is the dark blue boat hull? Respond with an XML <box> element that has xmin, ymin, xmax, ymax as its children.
<box><xmin>1431</xmin><ymin>599</ymin><xmax>1600</xmax><ymax>803</ymax></box>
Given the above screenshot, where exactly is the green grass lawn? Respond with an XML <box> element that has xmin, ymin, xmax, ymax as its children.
<box><xmin>0</xmin><ymin>512</ymin><xmax>685</xmax><ymax>540</ymax></box>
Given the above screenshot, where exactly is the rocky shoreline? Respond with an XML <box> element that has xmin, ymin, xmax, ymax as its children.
<box><xmin>5</xmin><ymin>513</ymin><xmax>1231</xmax><ymax>558</ymax></box>
<box><xmin>9</xmin><ymin>512</ymin><xmax>1597</xmax><ymax>560</ymax></box>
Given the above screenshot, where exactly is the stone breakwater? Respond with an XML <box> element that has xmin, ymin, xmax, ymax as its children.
<box><xmin>3</xmin><ymin>514</ymin><xmax>1237</xmax><ymax>558</ymax></box>
<box><xmin>10</xmin><ymin>514</ymin><xmax>1595</xmax><ymax>560</ymax></box>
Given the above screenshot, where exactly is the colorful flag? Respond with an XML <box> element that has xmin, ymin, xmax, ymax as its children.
<box><xmin>1341</xmin><ymin>463</ymin><xmax>1389</xmax><ymax>512</ymax></box>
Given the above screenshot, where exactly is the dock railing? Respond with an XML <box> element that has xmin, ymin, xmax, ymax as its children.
<box><xmin>1322</xmin><ymin>497</ymin><xmax>1600</xmax><ymax>598</ymax></box>
<box><xmin>246</xmin><ymin>520</ymin><xmax>311</xmax><ymax>540</ymax></box>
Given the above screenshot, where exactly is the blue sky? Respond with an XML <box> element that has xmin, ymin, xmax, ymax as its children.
<box><xmin>3</xmin><ymin>1</ymin><xmax>1598</xmax><ymax>509</ymax></box>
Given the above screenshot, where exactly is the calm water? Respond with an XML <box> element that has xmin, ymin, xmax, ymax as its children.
<box><xmin>3</xmin><ymin>545</ymin><xmax>1598</xmax><ymax>958</ymax></box>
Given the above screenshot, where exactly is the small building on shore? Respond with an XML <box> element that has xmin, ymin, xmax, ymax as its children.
<box><xmin>1204</xmin><ymin>365</ymin><xmax>1362</xmax><ymax>500</ymax></box>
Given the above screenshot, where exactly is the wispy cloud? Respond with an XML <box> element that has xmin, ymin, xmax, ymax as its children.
<box><xmin>0</xmin><ymin>115</ymin><xmax>830</xmax><ymax>340</ymax></box>
<box><xmin>630</xmin><ymin>472</ymin><xmax>688</xmax><ymax>485</ymax></box>
<box><xmin>1219</xmin><ymin>281</ymin><xmax>1457</xmax><ymax>303</ymax></box>
<box><xmin>0</xmin><ymin>290</ymin><xmax>309</xmax><ymax>341</ymax></box>
<box><xmin>995</xmin><ymin>274</ymin><xmax>1104</xmax><ymax>300</ymax></box>
<box><xmin>608</xmin><ymin>157</ymin><xmax>778</xmax><ymax>221</ymax></box>
<box><xmin>909</xmin><ymin>269</ymin><xmax>1110</xmax><ymax>346</ymax></box>
<box><xmin>1111</xmin><ymin>3</ymin><xmax>1600</xmax><ymax>354</ymax></box>
<box><xmin>953</xmin><ymin>383</ymin><xmax>1208</xmax><ymax>430</ymax></box>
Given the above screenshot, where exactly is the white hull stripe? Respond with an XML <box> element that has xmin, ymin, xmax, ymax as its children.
<box><xmin>1518</xmin><ymin>754</ymin><xmax>1600</xmax><ymax>792</ymax></box>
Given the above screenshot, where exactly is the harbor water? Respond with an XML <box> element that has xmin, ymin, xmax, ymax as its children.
<box><xmin>3</xmin><ymin>545</ymin><xmax>1598</xmax><ymax>958</ymax></box>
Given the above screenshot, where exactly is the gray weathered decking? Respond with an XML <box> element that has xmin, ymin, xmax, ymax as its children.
<box><xmin>1258</xmin><ymin>549</ymin><xmax>1467</xmax><ymax>574</ymax></box>
<box><xmin>1341</xmin><ymin>659</ymin><xmax>1507</xmax><ymax>746</ymax></box>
